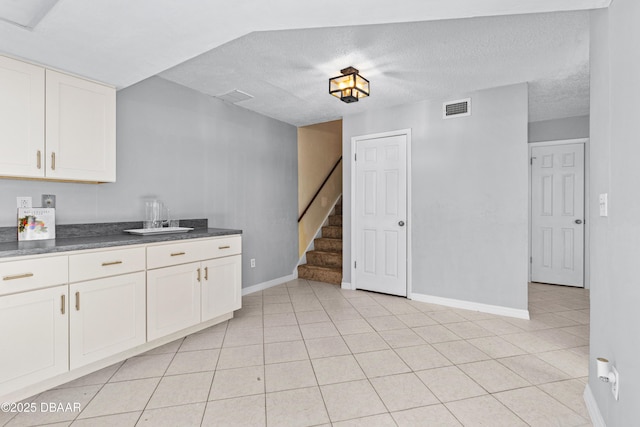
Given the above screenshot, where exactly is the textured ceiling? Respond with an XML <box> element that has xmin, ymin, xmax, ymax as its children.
<box><xmin>0</xmin><ymin>0</ymin><xmax>604</xmax><ymax>126</ymax></box>
<box><xmin>161</xmin><ymin>12</ymin><xmax>590</xmax><ymax>125</ymax></box>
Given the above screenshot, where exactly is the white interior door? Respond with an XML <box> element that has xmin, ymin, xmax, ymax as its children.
<box><xmin>531</xmin><ymin>143</ymin><xmax>584</xmax><ymax>287</ymax></box>
<box><xmin>354</xmin><ymin>134</ymin><xmax>407</xmax><ymax>296</ymax></box>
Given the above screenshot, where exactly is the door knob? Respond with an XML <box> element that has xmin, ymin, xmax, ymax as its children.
<box><xmin>398</xmin><ymin>221</ymin><xmax>405</xmax><ymax>227</ymax></box>
<box><xmin>575</xmin><ymin>219</ymin><xmax>583</xmax><ymax>224</ymax></box>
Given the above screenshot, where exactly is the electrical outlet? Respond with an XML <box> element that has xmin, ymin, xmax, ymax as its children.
<box><xmin>17</xmin><ymin>197</ymin><xmax>32</xmax><ymax>208</ymax></box>
<box><xmin>250</xmin><ymin>259</ymin><xmax>256</xmax><ymax>268</ymax></box>
<box><xmin>42</xmin><ymin>194</ymin><xmax>56</xmax><ymax>208</ymax></box>
<box><xmin>611</xmin><ymin>366</ymin><xmax>619</xmax><ymax>400</ymax></box>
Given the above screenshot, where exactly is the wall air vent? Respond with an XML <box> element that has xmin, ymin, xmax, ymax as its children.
<box><xmin>443</xmin><ymin>98</ymin><xmax>471</xmax><ymax>119</ymax></box>
<box><xmin>215</xmin><ymin>89</ymin><xmax>254</xmax><ymax>104</ymax></box>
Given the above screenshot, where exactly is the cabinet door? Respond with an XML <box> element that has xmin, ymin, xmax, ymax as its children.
<box><xmin>147</xmin><ymin>263</ymin><xmax>201</xmax><ymax>341</ymax></box>
<box><xmin>45</xmin><ymin>69</ymin><xmax>116</xmax><ymax>182</ymax></box>
<box><xmin>0</xmin><ymin>286</ymin><xmax>68</xmax><ymax>396</ymax></box>
<box><xmin>69</xmin><ymin>272</ymin><xmax>146</xmax><ymax>370</ymax></box>
<box><xmin>0</xmin><ymin>55</ymin><xmax>45</xmax><ymax>178</ymax></box>
<box><xmin>202</xmin><ymin>255</ymin><xmax>242</xmax><ymax>322</ymax></box>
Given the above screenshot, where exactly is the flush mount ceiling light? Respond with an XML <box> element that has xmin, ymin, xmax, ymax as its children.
<box><xmin>329</xmin><ymin>66</ymin><xmax>370</xmax><ymax>103</ymax></box>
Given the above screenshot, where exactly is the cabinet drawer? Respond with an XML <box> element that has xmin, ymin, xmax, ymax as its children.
<box><xmin>147</xmin><ymin>240</ymin><xmax>209</xmax><ymax>269</ymax></box>
<box><xmin>210</xmin><ymin>235</ymin><xmax>242</xmax><ymax>258</ymax></box>
<box><xmin>147</xmin><ymin>236</ymin><xmax>242</xmax><ymax>269</ymax></box>
<box><xmin>69</xmin><ymin>247</ymin><xmax>145</xmax><ymax>283</ymax></box>
<box><xmin>0</xmin><ymin>256</ymin><xmax>67</xmax><ymax>296</ymax></box>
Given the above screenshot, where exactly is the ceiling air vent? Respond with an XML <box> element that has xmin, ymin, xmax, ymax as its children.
<box><xmin>443</xmin><ymin>98</ymin><xmax>471</xmax><ymax>119</ymax></box>
<box><xmin>0</xmin><ymin>0</ymin><xmax>60</xmax><ymax>29</ymax></box>
<box><xmin>215</xmin><ymin>89</ymin><xmax>254</xmax><ymax>104</ymax></box>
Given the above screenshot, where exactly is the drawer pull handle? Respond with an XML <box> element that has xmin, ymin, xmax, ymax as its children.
<box><xmin>3</xmin><ymin>273</ymin><xmax>34</xmax><ymax>281</ymax></box>
<box><xmin>102</xmin><ymin>260</ymin><xmax>123</xmax><ymax>266</ymax></box>
<box><xmin>37</xmin><ymin>150</ymin><xmax>42</xmax><ymax>169</ymax></box>
<box><xmin>61</xmin><ymin>295</ymin><xmax>65</xmax><ymax>315</ymax></box>
<box><xmin>75</xmin><ymin>292</ymin><xmax>80</xmax><ymax>311</ymax></box>
<box><xmin>171</xmin><ymin>252</ymin><xmax>186</xmax><ymax>257</ymax></box>
<box><xmin>51</xmin><ymin>152</ymin><xmax>56</xmax><ymax>170</ymax></box>
<box><xmin>218</xmin><ymin>245</ymin><xmax>231</xmax><ymax>249</ymax></box>
<box><xmin>204</xmin><ymin>266</ymin><xmax>208</xmax><ymax>281</ymax></box>
<box><xmin>197</xmin><ymin>268</ymin><xmax>201</xmax><ymax>282</ymax></box>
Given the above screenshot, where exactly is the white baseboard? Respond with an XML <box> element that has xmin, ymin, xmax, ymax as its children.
<box><xmin>410</xmin><ymin>292</ymin><xmax>530</xmax><ymax>320</ymax></box>
<box><xmin>584</xmin><ymin>384</ymin><xmax>606</xmax><ymax>427</ymax></box>
<box><xmin>341</xmin><ymin>281</ymin><xmax>353</xmax><ymax>290</ymax></box>
<box><xmin>242</xmin><ymin>274</ymin><xmax>296</xmax><ymax>296</ymax></box>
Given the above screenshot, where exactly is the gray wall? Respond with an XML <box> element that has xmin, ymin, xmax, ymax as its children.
<box><xmin>342</xmin><ymin>83</ymin><xmax>529</xmax><ymax>310</ymax></box>
<box><xmin>0</xmin><ymin>76</ymin><xmax>298</xmax><ymax>289</ymax></box>
<box><xmin>528</xmin><ymin>115</ymin><xmax>590</xmax><ymax>142</ymax></box>
<box><xmin>589</xmin><ymin>2</ymin><xmax>640</xmax><ymax>424</ymax></box>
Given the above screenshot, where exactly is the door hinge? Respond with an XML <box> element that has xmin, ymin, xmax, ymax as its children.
<box><xmin>530</xmin><ymin>156</ymin><xmax>536</xmax><ymax>165</ymax></box>
<box><xmin>354</xmin><ymin>261</ymin><xmax>357</xmax><ymax>269</ymax></box>
<box><xmin>354</xmin><ymin>153</ymin><xmax>357</xmax><ymax>161</ymax></box>
<box><xmin>530</xmin><ymin>257</ymin><xmax>532</xmax><ymax>263</ymax></box>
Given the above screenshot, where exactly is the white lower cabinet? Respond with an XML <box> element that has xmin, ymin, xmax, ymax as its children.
<box><xmin>0</xmin><ymin>234</ymin><xmax>241</xmax><ymax>400</ymax></box>
<box><xmin>69</xmin><ymin>272</ymin><xmax>146</xmax><ymax>369</ymax></box>
<box><xmin>0</xmin><ymin>285</ymin><xmax>68</xmax><ymax>397</ymax></box>
<box><xmin>146</xmin><ymin>236</ymin><xmax>242</xmax><ymax>340</ymax></box>
<box><xmin>202</xmin><ymin>255</ymin><xmax>242</xmax><ymax>322</ymax></box>
<box><xmin>147</xmin><ymin>262</ymin><xmax>202</xmax><ymax>341</ymax></box>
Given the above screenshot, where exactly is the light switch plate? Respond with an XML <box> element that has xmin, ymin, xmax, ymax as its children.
<box><xmin>42</xmin><ymin>194</ymin><xmax>56</xmax><ymax>208</ymax></box>
<box><xmin>599</xmin><ymin>193</ymin><xmax>608</xmax><ymax>217</ymax></box>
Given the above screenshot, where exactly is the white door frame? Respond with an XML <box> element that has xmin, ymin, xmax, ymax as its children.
<box><xmin>350</xmin><ymin>129</ymin><xmax>412</xmax><ymax>297</ymax></box>
<box><xmin>528</xmin><ymin>138</ymin><xmax>589</xmax><ymax>288</ymax></box>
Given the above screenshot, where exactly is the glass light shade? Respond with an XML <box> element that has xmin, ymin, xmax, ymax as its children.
<box><xmin>329</xmin><ymin>68</ymin><xmax>370</xmax><ymax>103</ymax></box>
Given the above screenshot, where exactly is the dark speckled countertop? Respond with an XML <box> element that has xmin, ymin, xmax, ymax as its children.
<box><xmin>0</xmin><ymin>219</ymin><xmax>241</xmax><ymax>259</ymax></box>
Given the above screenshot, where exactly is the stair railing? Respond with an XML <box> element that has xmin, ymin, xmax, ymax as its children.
<box><xmin>298</xmin><ymin>156</ymin><xmax>343</xmax><ymax>222</ymax></box>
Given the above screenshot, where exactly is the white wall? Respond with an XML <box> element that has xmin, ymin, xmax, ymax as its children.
<box><xmin>0</xmin><ymin>77</ymin><xmax>299</xmax><ymax>289</ymax></box>
<box><xmin>343</xmin><ymin>83</ymin><xmax>529</xmax><ymax>311</ymax></box>
<box><xmin>528</xmin><ymin>115</ymin><xmax>589</xmax><ymax>142</ymax></box>
<box><xmin>589</xmin><ymin>2</ymin><xmax>640</xmax><ymax>424</ymax></box>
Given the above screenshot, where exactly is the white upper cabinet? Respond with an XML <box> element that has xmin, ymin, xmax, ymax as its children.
<box><xmin>0</xmin><ymin>55</ymin><xmax>45</xmax><ymax>178</ymax></box>
<box><xmin>46</xmin><ymin>70</ymin><xmax>116</xmax><ymax>182</ymax></box>
<box><xmin>0</xmin><ymin>55</ymin><xmax>116</xmax><ymax>183</ymax></box>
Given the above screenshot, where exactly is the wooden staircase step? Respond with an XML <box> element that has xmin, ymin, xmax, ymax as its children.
<box><xmin>307</xmin><ymin>250</ymin><xmax>342</xmax><ymax>268</ymax></box>
<box><xmin>328</xmin><ymin>215</ymin><xmax>342</xmax><ymax>226</ymax></box>
<box><xmin>298</xmin><ymin>264</ymin><xmax>342</xmax><ymax>285</ymax></box>
<box><xmin>314</xmin><ymin>238</ymin><xmax>342</xmax><ymax>252</ymax></box>
<box><xmin>322</xmin><ymin>225</ymin><xmax>342</xmax><ymax>239</ymax></box>
<box><xmin>334</xmin><ymin>204</ymin><xmax>342</xmax><ymax>215</ymax></box>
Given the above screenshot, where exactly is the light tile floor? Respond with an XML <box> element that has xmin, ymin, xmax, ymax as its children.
<box><xmin>1</xmin><ymin>281</ymin><xmax>592</xmax><ymax>426</ymax></box>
